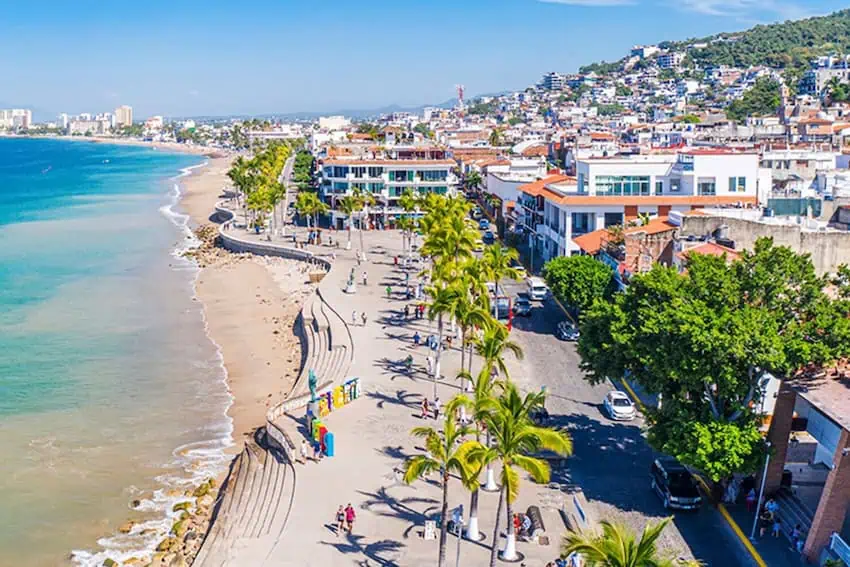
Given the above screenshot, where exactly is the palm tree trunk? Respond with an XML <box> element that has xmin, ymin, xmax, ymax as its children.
<box><xmin>503</xmin><ymin>492</ymin><xmax>518</xmax><ymax>561</ymax></box>
<box><xmin>347</xmin><ymin>218</ymin><xmax>352</xmax><ymax>249</ymax></box>
<box><xmin>489</xmin><ymin>483</ymin><xmax>505</xmax><ymax>567</ymax></box>
<box><xmin>434</xmin><ymin>315</ymin><xmax>444</xmax><ymax>400</ymax></box>
<box><xmin>460</xmin><ymin>328</ymin><xmax>466</xmax><ymax>387</ymax></box>
<box><xmin>438</xmin><ymin>471</ymin><xmax>449</xmax><ymax>567</ymax></box>
<box><xmin>466</xmin><ymin>487</ymin><xmax>480</xmax><ymax>541</ymax></box>
<box><xmin>359</xmin><ymin>210</ymin><xmax>367</xmax><ymax>256</ymax></box>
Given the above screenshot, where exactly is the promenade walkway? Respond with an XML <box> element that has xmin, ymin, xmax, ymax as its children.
<box><xmin>258</xmin><ymin>228</ymin><xmax>569</xmax><ymax>567</ymax></box>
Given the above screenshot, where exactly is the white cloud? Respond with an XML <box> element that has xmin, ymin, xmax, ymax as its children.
<box><xmin>676</xmin><ymin>0</ymin><xmax>812</xmax><ymax>21</ymax></box>
<box><xmin>539</xmin><ymin>0</ymin><xmax>634</xmax><ymax>6</ymax></box>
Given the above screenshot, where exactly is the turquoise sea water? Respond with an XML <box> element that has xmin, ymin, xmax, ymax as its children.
<box><xmin>0</xmin><ymin>138</ymin><xmax>233</xmax><ymax>566</ymax></box>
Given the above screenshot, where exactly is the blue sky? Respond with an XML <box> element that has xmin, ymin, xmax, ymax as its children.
<box><xmin>0</xmin><ymin>0</ymin><xmax>845</xmax><ymax>119</ymax></box>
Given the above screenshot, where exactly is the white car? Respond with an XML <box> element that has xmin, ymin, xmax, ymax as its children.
<box><xmin>603</xmin><ymin>390</ymin><xmax>637</xmax><ymax>421</ymax></box>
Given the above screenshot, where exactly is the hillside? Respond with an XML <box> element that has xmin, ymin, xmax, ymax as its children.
<box><xmin>580</xmin><ymin>9</ymin><xmax>850</xmax><ymax>78</ymax></box>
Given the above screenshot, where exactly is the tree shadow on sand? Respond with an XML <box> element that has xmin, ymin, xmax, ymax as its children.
<box><xmin>320</xmin><ymin>533</ymin><xmax>406</xmax><ymax>567</ymax></box>
<box><xmin>357</xmin><ymin>486</ymin><xmax>440</xmax><ymax>540</ymax></box>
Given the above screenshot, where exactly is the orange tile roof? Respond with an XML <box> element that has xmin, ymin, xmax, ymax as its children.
<box><xmin>522</xmin><ymin>145</ymin><xmax>549</xmax><ymax>157</ymax></box>
<box><xmin>678</xmin><ymin>242</ymin><xmax>740</xmax><ymax>260</ymax></box>
<box><xmin>623</xmin><ymin>217</ymin><xmax>678</xmax><ymax>236</ymax></box>
<box><xmin>518</xmin><ymin>174</ymin><xmax>574</xmax><ymax>197</ymax></box>
<box><xmin>572</xmin><ymin>229</ymin><xmax>607</xmax><ymax>255</ymax></box>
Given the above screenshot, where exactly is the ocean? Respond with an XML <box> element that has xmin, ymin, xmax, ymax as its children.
<box><xmin>0</xmin><ymin>138</ymin><xmax>233</xmax><ymax>566</ymax></box>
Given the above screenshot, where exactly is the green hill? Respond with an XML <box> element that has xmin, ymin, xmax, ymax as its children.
<box><xmin>579</xmin><ymin>9</ymin><xmax>850</xmax><ymax>79</ymax></box>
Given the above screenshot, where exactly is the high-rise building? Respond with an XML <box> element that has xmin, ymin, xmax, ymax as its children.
<box><xmin>0</xmin><ymin>109</ymin><xmax>32</xmax><ymax>129</ymax></box>
<box><xmin>114</xmin><ymin>105</ymin><xmax>133</xmax><ymax>127</ymax></box>
<box><xmin>59</xmin><ymin>113</ymin><xmax>69</xmax><ymax>129</ymax></box>
<box><xmin>541</xmin><ymin>72</ymin><xmax>565</xmax><ymax>91</ymax></box>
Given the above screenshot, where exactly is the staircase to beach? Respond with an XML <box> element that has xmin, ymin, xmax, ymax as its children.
<box><xmin>193</xmin><ymin>203</ymin><xmax>353</xmax><ymax>565</ymax></box>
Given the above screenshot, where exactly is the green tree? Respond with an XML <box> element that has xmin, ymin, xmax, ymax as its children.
<box><xmin>465</xmin><ymin>170</ymin><xmax>483</xmax><ymax>193</ymax></box>
<box><xmin>465</xmin><ymin>382</ymin><xmax>573</xmax><ymax>566</ymax></box>
<box><xmin>489</xmin><ymin>128</ymin><xmax>503</xmax><ymax>146</ymax></box>
<box><xmin>543</xmin><ymin>255</ymin><xmax>616</xmax><ymax>315</ymax></box>
<box><xmin>725</xmin><ymin>77</ymin><xmax>781</xmax><ymax>123</ymax></box>
<box><xmin>403</xmin><ymin>407</ymin><xmax>476</xmax><ymax>567</ymax></box>
<box><xmin>561</xmin><ymin>518</ymin><xmax>688</xmax><ymax>567</ymax></box>
<box><xmin>597</xmin><ymin>103</ymin><xmax>626</xmax><ymax>116</ymax></box>
<box><xmin>578</xmin><ymin>238</ymin><xmax>850</xmax><ymax>481</ymax></box>
<box><xmin>337</xmin><ymin>194</ymin><xmax>359</xmax><ymax>248</ymax></box>
<box><xmin>680</xmin><ymin>114</ymin><xmax>701</xmax><ymax>124</ymax></box>
<box><xmin>481</xmin><ymin>244</ymin><xmax>521</xmax><ymax>300</ymax></box>
<box><xmin>615</xmin><ymin>84</ymin><xmax>633</xmax><ymax>97</ymax></box>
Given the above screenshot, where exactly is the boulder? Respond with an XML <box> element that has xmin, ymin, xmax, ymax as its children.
<box><xmin>197</xmin><ymin>494</ymin><xmax>214</xmax><ymax>509</ymax></box>
<box><xmin>171</xmin><ymin>502</ymin><xmax>191</xmax><ymax>513</ymax></box>
<box><xmin>171</xmin><ymin>520</ymin><xmax>187</xmax><ymax>538</ymax></box>
<box><xmin>102</xmin><ymin>559</ymin><xmax>117</xmax><ymax>567</ymax></box>
<box><xmin>156</xmin><ymin>537</ymin><xmax>177</xmax><ymax>552</ymax></box>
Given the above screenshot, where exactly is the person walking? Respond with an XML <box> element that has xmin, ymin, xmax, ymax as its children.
<box><xmin>404</xmin><ymin>304</ymin><xmax>410</xmax><ymax>320</ymax></box>
<box><xmin>352</xmin><ymin>310</ymin><xmax>358</xmax><ymax>326</ymax></box>
<box><xmin>771</xmin><ymin>516</ymin><xmax>781</xmax><ymax>538</ymax></box>
<box><xmin>433</xmin><ymin>396</ymin><xmax>441</xmax><ymax>420</ymax></box>
<box><xmin>420</xmin><ymin>398</ymin><xmax>430</xmax><ymax>419</ymax></box>
<box><xmin>362</xmin><ymin>270</ymin><xmax>368</xmax><ymax>285</ymax></box>
<box><xmin>385</xmin><ymin>285</ymin><xmax>392</xmax><ymax>299</ymax></box>
<box><xmin>300</xmin><ymin>439</ymin><xmax>310</xmax><ymax>464</ymax></box>
<box><xmin>426</xmin><ymin>355</ymin><xmax>433</xmax><ymax>377</ymax></box>
<box><xmin>413</xmin><ymin>331</ymin><xmax>421</xmax><ymax>346</ymax></box>
<box><xmin>345</xmin><ymin>503</ymin><xmax>356</xmax><ymax>533</ymax></box>
<box><xmin>335</xmin><ymin>505</ymin><xmax>346</xmax><ymax>536</ymax></box>
<box><xmin>361</xmin><ymin>311</ymin><xmax>367</xmax><ymax>326</ymax></box>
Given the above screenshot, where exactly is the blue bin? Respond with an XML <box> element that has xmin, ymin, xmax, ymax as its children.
<box><xmin>324</xmin><ymin>432</ymin><xmax>335</xmax><ymax>457</ymax></box>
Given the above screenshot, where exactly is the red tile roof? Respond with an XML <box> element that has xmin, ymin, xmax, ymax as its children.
<box><xmin>623</xmin><ymin>217</ymin><xmax>678</xmax><ymax>236</ymax></box>
<box><xmin>572</xmin><ymin>229</ymin><xmax>607</xmax><ymax>255</ymax></box>
<box><xmin>677</xmin><ymin>242</ymin><xmax>740</xmax><ymax>260</ymax></box>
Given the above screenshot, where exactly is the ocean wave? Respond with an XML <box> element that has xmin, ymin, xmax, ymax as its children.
<box><xmin>71</xmin><ymin>159</ymin><xmax>236</xmax><ymax>567</ymax></box>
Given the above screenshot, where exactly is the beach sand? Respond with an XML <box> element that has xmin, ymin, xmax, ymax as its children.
<box><xmin>180</xmin><ymin>159</ymin><xmax>308</xmax><ymax>449</ymax></box>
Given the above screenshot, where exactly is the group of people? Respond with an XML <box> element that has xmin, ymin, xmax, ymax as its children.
<box><xmin>512</xmin><ymin>511</ymin><xmax>533</xmax><ymax>540</ymax></box>
<box><xmin>351</xmin><ymin>310</ymin><xmax>368</xmax><ymax>327</ymax></box>
<box><xmin>404</xmin><ymin>303</ymin><xmax>426</xmax><ymax>321</ymax></box>
<box><xmin>755</xmin><ymin>496</ymin><xmax>785</xmax><ymax>540</ymax></box>
<box><xmin>420</xmin><ymin>396</ymin><xmax>441</xmax><ymax>420</ymax></box>
<box><xmin>299</xmin><ymin>438</ymin><xmax>323</xmax><ymax>463</ymax></box>
<box><xmin>334</xmin><ymin>503</ymin><xmax>357</xmax><ymax>536</ymax></box>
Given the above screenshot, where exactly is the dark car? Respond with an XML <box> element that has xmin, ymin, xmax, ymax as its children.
<box><xmin>650</xmin><ymin>457</ymin><xmax>702</xmax><ymax>510</ymax></box>
<box><xmin>555</xmin><ymin>320</ymin><xmax>579</xmax><ymax>341</ymax></box>
<box><xmin>513</xmin><ymin>296</ymin><xmax>532</xmax><ymax>317</ymax></box>
<box><xmin>482</xmin><ymin>230</ymin><xmax>495</xmax><ymax>244</ymax></box>
<box><xmin>479</xmin><ymin>218</ymin><xmax>490</xmax><ymax>230</ymax></box>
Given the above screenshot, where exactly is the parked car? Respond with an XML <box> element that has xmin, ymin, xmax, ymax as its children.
<box><xmin>510</xmin><ymin>260</ymin><xmax>527</xmax><ymax>278</ymax></box>
<box><xmin>555</xmin><ymin>320</ymin><xmax>579</xmax><ymax>341</ymax></box>
<box><xmin>603</xmin><ymin>390</ymin><xmax>637</xmax><ymax>421</ymax></box>
<box><xmin>513</xmin><ymin>296</ymin><xmax>532</xmax><ymax>317</ymax></box>
<box><xmin>650</xmin><ymin>457</ymin><xmax>702</xmax><ymax>510</ymax></box>
<box><xmin>482</xmin><ymin>230</ymin><xmax>495</xmax><ymax>244</ymax></box>
<box><xmin>478</xmin><ymin>218</ymin><xmax>490</xmax><ymax>230</ymax></box>
<box><xmin>485</xmin><ymin>282</ymin><xmax>497</xmax><ymax>296</ymax></box>
<box><xmin>526</xmin><ymin>277</ymin><xmax>549</xmax><ymax>301</ymax></box>
<box><xmin>492</xmin><ymin>297</ymin><xmax>511</xmax><ymax>320</ymax></box>
<box><xmin>471</xmin><ymin>207</ymin><xmax>483</xmax><ymax>220</ymax></box>
<box><xmin>473</xmin><ymin>239</ymin><xmax>484</xmax><ymax>252</ymax></box>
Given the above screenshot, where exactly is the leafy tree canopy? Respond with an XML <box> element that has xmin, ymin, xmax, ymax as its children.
<box><xmin>726</xmin><ymin>77</ymin><xmax>781</xmax><ymax>123</ymax></box>
<box><xmin>543</xmin><ymin>255</ymin><xmax>616</xmax><ymax>314</ymax></box>
<box><xmin>578</xmin><ymin>238</ymin><xmax>850</xmax><ymax>480</ymax></box>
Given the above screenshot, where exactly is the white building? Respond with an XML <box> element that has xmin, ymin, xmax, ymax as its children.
<box><xmin>658</xmin><ymin>52</ymin><xmax>684</xmax><ymax>70</ymax></box>
<box><xmin>519</xmin><ymin>150</ymin><xmax>765</xmax><ymax>260</ymax></box>
<box><xmin>0</xmin><ymin>108</ymin><xmax>32</xmax><ymax>129</ymax></box>
<box><xmin>631</xmin><ymin>45</ymin><xmax>660</xmax><ymax>59</ymax></box>
<box><xmin>318</xmin><ymin>115</ymin><xmax>351</xmax><ymax>130</ymax></box>
<box><xmin>114</xmin><ymin>105</ymin><xmax>133</xmax><ymax>127</ymax></box>
<box><xmin>58</xmin><ymin>113</ymin><xmax>69</xmax><ymax>129</ymax></box>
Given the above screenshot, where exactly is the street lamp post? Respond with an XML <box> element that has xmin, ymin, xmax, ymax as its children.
<box><xmin>750</xmin><ymin>441</ymin><xmax>772</xmax><ymax>541</ymax></box>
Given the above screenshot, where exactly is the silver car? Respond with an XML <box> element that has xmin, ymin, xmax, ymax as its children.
<box><xmin>603</xmin><ymin>390</ymin><xmax>637</xmax><ymax>421</ymax></box>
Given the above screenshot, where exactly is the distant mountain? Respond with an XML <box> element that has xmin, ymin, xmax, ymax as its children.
<box><xmin>579</xmin><ymin>8</ymin><xmax>850</xmax><ymax>79</ymax></box>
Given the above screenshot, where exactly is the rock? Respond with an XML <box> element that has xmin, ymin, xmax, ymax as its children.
<box><xmin>197</xmin><ymin>494</ymin><xmax>214</xmax><ymax>509</ymax></box>
<box><xmin>168</xmin><ymin>553</ymin><xmax>188</xmax><ymax>567</ymax></box>
<box><xmin>102</xmin><ymin>559</ymin><xmax>117</xmax><ymax>567</ymax></box>
<box><xmin>171</xmin><ymin>501</ymin><xmax>191</xmax><ymax>513</ymax></box>
<box><xmin>122</xmin><ymin>557</ymin><xmax>145</xmax><ymax>566</ymax></box>
<box><xmin>131</xmin><ymin>499</ymin><xmax>142</xmax><ymax>509</ymax></box>
<box><xmin>171</xmin><ymin>520</ymin><xmax>187</xmax><ymax>537</ymax></box>
<box><xmin>156</xmin><ymin>537</ymin><xmax>177</xmax><ymax>552</ymax></box>
<box><xmin>184</xmin><ymin>530</ymin><xmax>199</xmax><ymax>542</ymax></box>
<box><xmin>207</xmin><ymin>478</ymin><xmax>217</xmax><ymax>489</ymax></box>
<box><xmin>118</xmin><ymin>521</ymin><xmax>135</xmax><ymax>534</ymax></box>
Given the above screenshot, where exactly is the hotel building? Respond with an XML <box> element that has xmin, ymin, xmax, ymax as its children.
<box><xmin>517</xmin><ymin>149</ymin><xmax>768</xmax><ymax>260</ymax></box>
<box><xmin>114</xmin><ymin>105</ymin><xmax>133</xmax><ymax>128</ymax></box>
<box><xmin>319</xmin><ymin>147</ymin><xmax>459</xmax><ymax>228</ymax></box>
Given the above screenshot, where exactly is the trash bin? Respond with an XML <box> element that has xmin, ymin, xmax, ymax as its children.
<box><xmin>325</xmin><ymin>432</ymin><xmax>335</xmax><ymax>457</ymax></box>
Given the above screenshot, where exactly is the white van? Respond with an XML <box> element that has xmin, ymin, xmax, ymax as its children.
<box><xmin>526</xmin><ymin>277</ymin><xmax>549</xmax><ymax>301</ymax></box>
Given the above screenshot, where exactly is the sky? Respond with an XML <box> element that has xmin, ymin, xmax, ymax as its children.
<box><xmin>0</xmin><ymin>0</ymin><xmax>846</xmax><ymax>119</ymax></box>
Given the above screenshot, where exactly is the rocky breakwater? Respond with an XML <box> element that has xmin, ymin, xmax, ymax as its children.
<box><xmin>181</xmin><ymin>224</ymin><xmax>253</xmax><ymax>268</ymax></box>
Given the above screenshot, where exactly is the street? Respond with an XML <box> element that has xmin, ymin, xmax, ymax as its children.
<box><xmin>498</xmin><ymin>276</ymin><xmax>752</xmax><ymax>565</ymax></box>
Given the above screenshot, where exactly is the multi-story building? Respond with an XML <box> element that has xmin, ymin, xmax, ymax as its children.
<box><xmin>518</xmin><ymin>149</ymin><xmax>765</xmax><ymax>260</ymax></box>
<box><xmin>0</xmin><ymin>108</ymin><xmax>32</xmax><ymax>129</ymax></box>
<box><xmin>58</xmin><ymin>113</ymin><xmax>69</xmax><ymax>129</ymax></box>
<box><xmin>319</xmin><ymin>150</ymin><xmax>459</xmax><ymax>228</ymax></box>
<box><xmin>630</xmin><ymin>45</ymin><xmax>659</xmax><ymax>59</ymax></box>
<box><xmin>657</xmin><ymin>52</ymin><xmax>684</xmax><ymax>70</ymax></box>
<box><xmin>541</xmin><ymin>72</ymin><xmax>565</xmax><ymax>91</ymax></box>
<box><xmin>114</xmin><ymin>105</ymin><xmax>133</xmax><ymax>127</ymax></box>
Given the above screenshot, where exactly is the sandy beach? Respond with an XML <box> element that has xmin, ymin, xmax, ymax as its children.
<box><xmin>180</xmin><ymin>160</ymin><xmax>308</xmax><ymax>449</ymax></box>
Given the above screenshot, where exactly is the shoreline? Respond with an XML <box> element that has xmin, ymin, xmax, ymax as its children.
<box><xmin>1</xmin><ymin>132</ymin><xmax>231</xmax><ymax>158</ymax></box>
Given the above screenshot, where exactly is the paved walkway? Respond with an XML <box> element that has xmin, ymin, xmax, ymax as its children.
<box><xmin>261</xmin><ymin>229</ymin><xmax>567</xmax><ymax>567</ymax></box>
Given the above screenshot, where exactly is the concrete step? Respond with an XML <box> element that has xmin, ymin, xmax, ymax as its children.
<box><xmin>222</xmin><ymin>446</ymin><xmax>259</xmax><ymax>543</ymax></box>
<box><xmin>239</xmin><ymin>447</ymin><xmax>275</xmax><ymax>538</ymax></box>
<box><xmin>254</xmin><ymin>449</ymin><xmax>285</xmax><ymax>538</ymax></box>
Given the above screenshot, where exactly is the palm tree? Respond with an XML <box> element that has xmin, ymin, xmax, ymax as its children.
<box><xmin>489</xmin><ymin>128</ymin><xmax>503</xmax><ymax>147</ymax></box>
<box><xmin>427</xmin><ymin>283</ymin><xmax>458</xmax><ymax>400</ymax></box>
<box><xmin>337</xmin><ymin>195</ymin><xmax>359</xmax><ymax>249</ymax></box>
<box><xmin>561</xmin><ymin>517</ymin><xmax>688</xmax><ymax>567</ymax></box>
<box><xmin>450</xmin><ymin>288</ymin><xmax>492</xmax><ymax>385</ymax></box>
<box><xmin>481</xmin><ymin>245</ymin><xmax>522</xmax><ymax>303</ymax></box>
<box><xmin>403</xmin><ymin>405</ymin><xmax>476</xmax><ymax>567</ymax></box>
<box><xmin>466</xmin><ymin>382</ymin><xmax>573</xmax><ymax>566</ymax></box>
<box><xmin>354</xmin><ymin>189</ymin><xmax>375</xmax><ymax>257</ymax></box>
<box><xmin>465</xmin><ymin>170</ymin><xmax>483</xmax><ymax>194</ymax></box>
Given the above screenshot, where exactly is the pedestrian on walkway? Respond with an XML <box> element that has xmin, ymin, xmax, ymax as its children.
<box><xmin>352</xmin><ymin>310</ymin><xmax>358</xmax><ymax>326</ymax></box>
<box><xmin>421</xmin><ymin>398</ymin><xmax>430</xmax><ymax>419</ymax></box>
<box><xmin>433</xmin><ymin>396</ymin><xmax>441</xmax><ymax>420</ymax></box>
<box><xmin>385</xmin><ymin>285</ymin><xmax>392</xmax><ymax>299</ymax></box>
<box><xmin>335</xmin><ymin>505</ymin><xmax>346</xmax><ymax>536</ymax></box>
<box><xmin>313</xmin><ymin>442</ymin><xmax>323</xmax><ymax>461</ymax></box>
<box><xmin>300</xmin><ymin>439</ymin><xmax>310</xmax><ymax>464</ymax></box>
<box><xmin>362</xmin><ymin>271</ymin><xmax>368</xmax><ymax>285</ymax></box>
<box><xmin>404</xmin><ymin>305</ymin><xmax>410</xmax><ymax>319</ymax></box>
<box><xmin>345</xmin><ymin>503</ymin><xmax>356</xmax><ymax>533</ymax></box>
<box><xmin>361</xmin><ymin>311</ymin><xmax>367</xmax><ymax>326</ymax></box>
<box><xmin>413</xmin><ymin>331</ymin><xmax>421</xmax><ymax>346</ymax></box>
<box><xmin>758</xmin><ymin>509</ymin><xmax>773</xmax><ymax>538</ymax></box>
<box><xmin>745</xmin><ymin>488</ymin><xmax>757</xmax><ymax>512</ymax></box>
<box><xmin>771</xmin><ymin>517</ymin><xmax>781</xmax><ymax>538</ymax></box>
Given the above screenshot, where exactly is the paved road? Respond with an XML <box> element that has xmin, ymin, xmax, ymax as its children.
<box><xmin>498</xmin><ymin>276</ymin><xmax>752</xmax><ymax>565</ymax></box>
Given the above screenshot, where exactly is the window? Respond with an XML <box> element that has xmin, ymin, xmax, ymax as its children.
<box><xmin>389</xmin><ymin>170</ymin><xmax>408</xmax><ymax>182</ymax></box>
<box><xmin>331</xmin><ymin>166</ymin><xmax>349</xmax><ymax>178</ymax></box>
<box><xmin>595</xmin><ymin>175</ymin><xmax>650</xmax><ymax>196</ymax></box>
<box><xmin>697</xmin><ymin>179</ymin><xmax>716</xmax><ymax>196</ymax></box>
<box><xmin>367</xmin><ymin>166</ymin><xmax>383</xmax><ymax>178</ymax></box>
<box><xmin>655</xmin><ymin>181</ymin><xmax>663</xmax><ymax>195</ymax></box>
<box><xmin>578</xmin><ymin>172</ymin><xmax>586</xmax><ymax>194</ymax></box>
<box><xmin>571</xmin><ymin>213</ymin><xmax>593</xmax><ymax>236</ymax></box>
<box><xmin>419</xmin><ymin>170</ymin><xmax>448</xmax><ymax>182</ymax></box>
<box><xmin>604</xmin><ymin>212</ymin><xmax>624</xmax><ymax>228</ymax></box>
<box><xmin>728</xmin><ymin>176</ymin><xmax>746</xmax><ymax>192</ymax></box>
<box><xmin>670</xmin><ymin>179</ymin><xmax>681</xmax><ymax>192</ymax></box>
<box><xmin>368</xmin><ymin>183</ymin><xmax>384</xmax><ymax>193</ymax></box>
<box><xmin>332</xmin><ymin>181</ymin><xmax>348</xmax><ymax>192</ymax></box>
<box><xmin>351</xmin><ymin>166</ymin><xmax>366</xmax><ymax>178</ymax></box>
